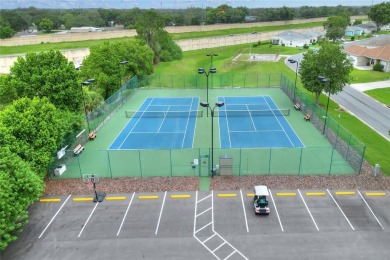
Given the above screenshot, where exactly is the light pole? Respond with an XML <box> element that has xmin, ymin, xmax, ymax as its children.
<box><xmin>198</xmin><ymin>67</ymin><xmax>217</xmax><ymax>117</ymax></box>
<box><xmin>200</xmin><ymin>101</ymin><xmax>225</xmax><ymax>177</ymax></box>
<box><xmin>287</xmin><ymin>58</ymin><xmax>299</xmax><ymax>102</ymax></box>
<box><xmin>318</xmin><ymin>76</ymin><xmax>331</xmax><ymax>135</ymax></box>
<box><xmin>207</xmin><ymin>53</ymin><xmax>218</xmax><ymax>67</ymax></box>
<box><xmin>118</xmin><ymin>60</ymin><xmax>128</xmax><ymax>103</ymax></box>
<box><xmin>81</xmin><ymin>79</ymin><xmax>95</xmax><ymax>134</ymax></box>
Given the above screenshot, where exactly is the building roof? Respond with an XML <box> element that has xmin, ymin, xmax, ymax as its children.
<box><xmin>345</xmin><ymin>45</ymin><xmax>390</xmax><ymax>61</ymax></box>
<box><xmin>273</xmin><ymin>31</ymin><xmax>309</xmax><ymax>41</ymax></box>
<box><xmin>343</xmin><ymin>34</ymin><xmax>390</xmax><ymax>48</ymax></box>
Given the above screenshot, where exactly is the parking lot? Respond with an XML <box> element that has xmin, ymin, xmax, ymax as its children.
<box><xmin>2</xmin><ymin>189</ymin><xmax>390</xmax><ymax>260</ymax></box>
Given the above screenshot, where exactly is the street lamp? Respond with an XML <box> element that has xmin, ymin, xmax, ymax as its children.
<box><xmin>198</xmin><ymin>67</ymin><xmax>217</xmax><ymax>117</ymax></box>
<box><xmin>287</xmin><ymin>58</ymin><xmax>299</xmax><ymax>102</ymax></box>
<box><xmin>318</xmin><ymin>76</ymin><xmax>331</xmax><ymax>135</ymax></box>
<box><xmin>81</xmin><ymin>78</ymin><xmax>95</xmax><ymax>134</ymax></box>
<box><xmin>118</xmin><ymin>60</ymin><xmax>128</xmax><ymax>103</ymax></box>
<box><xmin>207</xmin><ymin>53</ymin><xmax>218</xmax><ymax>67</ymax></box>
<box><xmin>200</xmin><ymin>101</ymin><xmax>225</xmax><ymax>177</ymax></box>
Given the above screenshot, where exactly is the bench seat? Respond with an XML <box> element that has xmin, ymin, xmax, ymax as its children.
<box><xmin>294</xmin><ymin>103</ymin><xmax>301</xmax><ymax>110</ymax></box>
<box><xmin>73</xmin><ymin>144</ymin><xmax>84</xmax><ymax>155</ymax></box>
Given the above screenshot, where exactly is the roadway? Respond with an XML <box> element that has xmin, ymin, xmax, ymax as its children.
<box><xmin>286</xmin><ymin>54</ymin><xmax>390</xmax><ymax>141</ymax></box>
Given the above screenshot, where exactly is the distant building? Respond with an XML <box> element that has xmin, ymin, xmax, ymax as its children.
<box><xmin>272</xmin><ymin>30</ymin><xmax>324</xmax><ymax>47</ymax></box>
<box><xmin>70</xmin><ymin>27</ymin><xmax>102</xmax><ymax>33</ymax></box>
<box><xmin>244</xmin><ymin>16</ymin><xmax>257</xmax><ymax>22</ymax></box>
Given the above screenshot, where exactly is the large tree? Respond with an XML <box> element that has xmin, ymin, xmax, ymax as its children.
<box><xmin>5</xmin><ymin>50</ymin><xmax>82</xmax><ymax>112</ymax></box>
<box><xmin>368</xmin><ymin>2</ymin><xmax>390</xmax><ymax>31</ymax></box>
<box><xmin>0</xmin><ymin>97</ymin><xmax>78</xmax><ymax>177</ymax></box>
<box><xmin>80</xmin><ymin>40</ymin><xmax>153</xmax><ymax>99</ymax></box>
<box><xmin>323</xmin><ymin>13</ymin><xmax>350</xmax><ymax>40</ymax></box>
<box><xmin>38</xmin><ymin>18</ymin><xmax>53</xmax><ymax>32</ymax></box>
<box><xmin>299</xmin><ymin>42</ymin><xmax>354</xmax><ymax>104</ymax></box>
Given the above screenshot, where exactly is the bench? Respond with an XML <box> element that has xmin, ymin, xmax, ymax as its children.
<box><xmin>294</xmin><ymin>103</ymin><xmax>301</xmax><ymax>110</ymax></box>
<box><xmin>88</xmin><ymin>132</ymin><xmax>96</xmax><ymax>140</ymax></box>
<box><xmin>73</xmin><ymin>144</ymin><xmax>84</xmax><ymax>155</ymax></box>
<box><xmin>304</xmin><ymin>114</ymin><xmax>311</xmax><ymax>121</ymax></box>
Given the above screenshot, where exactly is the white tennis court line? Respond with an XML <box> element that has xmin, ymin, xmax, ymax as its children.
<box><xmin>246</xmin><ymin>104</ymin><xmax>258</xmax><ymax>131</ymax></box>
<box><xmin>357</xmin><ymin>189</ymin><xmax>384</xmax><ymax>230</ymax></box>
<box><xmin>192</xmin><ymin>97</ymin><xmax>200</xmax><ymax>148</ymax></box>
<box><xmin>298</xmin><ymin>189</ymin><xmax>319</xmax><ymax>231</ymax></box>
<box><xmin>117</xmin><ymin>192</ymin><xmax>135</xmax><ymax>236</ymax></box>
<box><xmin>77</xmin><ymin>202</ymin><xmax>99</xmax><ymax>238</ymax></box>
<box><xmin>219</xmin><ymin>96</ymin><xmax>233</xmax><ymax>148</ymax></box>
<box><xmin>326</xmin><ymin>189</ymin><xmax>355</xmax><ymax>230</ymax></box>
<box><xmin>38</xmin><ymin>195</ymin><xmax>71</xmax><ymax>239</ymax></box>
<box><xmin>240</xmin><ymin>190</ymin><xmax>249</xmax><ymax>233</ymax></box>
<box><xmin>269</xmin><ymin>189</ymin><xmax>284</xmax><ymax>232</ymax></box>
<box><xmin>263</xmin><ymin>97</ymin><xmax>295</xmax><ymax>147</ymax></box>
<box><xmin>181</xmin><ymin>97</ymin><xmax>195</xmax><ymax>148</ymax></box>
<box><xmin>229</xmin><ymin>130</ymin><xmax>285</xmax><ymax>133</ymax></box>
<box><xmin>155</xmin><ymin>191</ymin><xmax>167</xmax><ymax>234</ymax></box>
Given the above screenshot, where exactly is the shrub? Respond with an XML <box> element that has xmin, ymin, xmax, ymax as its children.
<box><xmin>303</xmin><ymin>44</ymin><xmax>309</xmax><ymax>49</ymax></box>
<box><xmin>373</xmin><ymin>63</ymin><xmax>384</xmax><ymax>72</ymax></box>
<box><xmin>281</xmin><ymin>43</ymin><xmax>285</xmax><ymax>47</ymax></box>
<box><xmin>351</xmin><ymin>36</ymin><xmax>355</xmax><ymax>41</ymax></box>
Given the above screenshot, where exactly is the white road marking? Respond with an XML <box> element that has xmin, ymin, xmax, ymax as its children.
<box><xmin>212</xmin><ymin>190</ymin><xmax>215</xmax><ymax>231</ymax></box>
<box><xmin>196</xmin><ymin>207</ymin><xmax>212</xmax><ymax>217</ymax></box>
<box><xmin>357</xmin><ymin>189</ymin><xmax>384</xmax><ymax>230</ymax></box>
<box><xmin>298</xmin><ymin>189</ymin><xmax>319</xmax><ymax>231</ymax></box>
<box><xmin>197</xmin><ymin>193</ymin><xmax>212</xmax><ymax>203</ymax></box>
<box><xmin>240</xmin><ymin>190</ymin><xmax>249</xmax><ymax>233</ymax></box>
<box><xmin>117</xmin><ymin>192</ymin><xmax>135</xmax><ymax>236</ymax></box>
<box><xmin>195</xmin><ymin>222</ymin><xmax>212</xmax><ymax>234</ymax></box>
<box><xmin>269</xmin><ymin>189</ymin><xmax>284</xmax><ymax>232</ymax></box>
<box><xmin>38</xmin><ymin>195</ymin><xmax>71</xmax><ymax>239</ymax></box>
<box><xmin>77</xmin><ymin>202</ymin><xmax>99</xmax><ymax>237</ymax></box>
<box><xmin>327</xmin><ymin>189</ymin><xmax>355</xmax><ymax>230</ymax></box>
<box><xmin>155</xmin><ymin>191</ymin><xmax>167</xmax><ymax>234</ymax></box>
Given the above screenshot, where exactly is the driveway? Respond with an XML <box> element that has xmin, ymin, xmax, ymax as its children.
<box><xmin>286</xmin><ymin>54</ymin><xmax>390</xmax><ymax>141</ymax></box>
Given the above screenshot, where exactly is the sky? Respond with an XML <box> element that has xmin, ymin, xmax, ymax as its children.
<box><xmin>0</xmin><ymin>0</ymin><xmax>378</xmax><ymax>10</ymax></box>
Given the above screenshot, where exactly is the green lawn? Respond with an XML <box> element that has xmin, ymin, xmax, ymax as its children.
<box><xmin>351</xmin><ymin>69</ymin><xmax>390</xmax><ymax>83</ymax></box>
<box><xmin>364</xmin><ymin>87</ymin><xmax>390</xmax><ymax>106</ymax></box>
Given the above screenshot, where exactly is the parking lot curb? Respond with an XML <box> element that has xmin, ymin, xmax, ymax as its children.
<box><xmin>276</xmin><ymin>193</ymin><xmax>296</xmax><ymax>196</ymax></box>
<box><xmin>306</xmin><ymin>192</ymin><xmax>326</xmax><ymax>196</ymax></box>
<box><xmin>170</xmin><ymin>195</ymin><xmax>191</xmax><ymax>199</ymax></box>
<box><xmin>365</xmin><ymin>192</ymin><xmax>386</xmax><ymax>196</ymax></box>
<box><xmin>73</xmin><ymin>198</ymin><xmax>94</xmax><ymax>202</ymax></box>
<box><xmin>217</xmin><ymin>193</ymin><xmax>237</xmax><ymax>197</ymax></box>
<box><xmin>138</xmin><ymin>195</ymin><xmax>159</xmax><ymax>199</ymax></box>
<box><xmin>39</xmin><ymin>198</ymin><xmax>61</xmax><ymax>202</ymax></box>
<box><xmin>106</xmin><ymin>197</ymin><xmax>127</xmax><ymax>200</ymax></box>
<box><xmin>335</xmin><ymin>191</ymin><xmax>356</xmax><ymax>195</ymax></box>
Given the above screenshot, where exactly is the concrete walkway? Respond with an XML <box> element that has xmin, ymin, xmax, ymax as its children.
<box><xmin>350</xmin><ymin>80</ymin><xmax>390</xmax><ymax>91</ymax></box>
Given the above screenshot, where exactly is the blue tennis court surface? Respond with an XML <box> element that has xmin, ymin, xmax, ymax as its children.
<box><xmin>109</xmin><ymin>97</ymin><xmax>199</xmax><ymax>150</ymax></box>
<box><xmin>218</xmin><ymin>96</ymin><xmax>304</xmax><ymax>148</ymax></box>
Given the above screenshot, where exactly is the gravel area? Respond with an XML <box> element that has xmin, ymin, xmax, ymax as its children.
<box><xmin>43</xmin><ymin>161</ymin><xmax>389</xmax><ymax>195</ymax></box>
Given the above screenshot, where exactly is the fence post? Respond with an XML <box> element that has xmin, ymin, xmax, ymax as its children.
<box><xmin>170</xmin><ymin>149</ymin><xmax>173</xmax><ymax>177</ymax></box>
<box><xmin>107</xmin><ymin>150</ymin><xmax>113</xmax><ymax>178</ymax></box>
<box><xmin>329</xmin><ymin>147</ymin><xmax>335</xmax><ymax>175</ymax></box>
<box><xmin>268</xmin><ymin>148</ymin><xmax>272</xmax><ymax>174</ymax></box>
<box><xmin>358</xmin><ymin>146</ymin><xmax>366</xmax><ymax>175</ymax></box>
<box><xmin>298</xmin><ymin>148</ymin><xmax>303</xmax><ymax>175</ymax></box>
<box><xmin>138</xmin><ymin>150</ymin><xmax>142</xmax><ymax>178</ymax></box>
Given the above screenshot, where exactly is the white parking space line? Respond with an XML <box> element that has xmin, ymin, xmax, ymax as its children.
<box><xmin>198</xmin><ymin>193</ymin><xmax>212</xmax><ymax>203</ymax></box>
<box><xmin>196</xmin><ymin>207</ymin><xmax>212</xmax><ymax>217</ymax></box>
<box><xmin>195</xmin><ymin>222</ymin><xmax>212</xmax><ymax>234</ymax></box>
<box><xmin>77</xmin><ymin>202</ymin><xmax>99</xmax><ymax>238</ymax></box>
<box><xmin>212</xmin><ymin>190</ymin><xmax>215</xmax><ymax>231</ymax></box>
<box><xmin>155</xmin><ymin>191</ymin><xmax>167</xmax><ymax>235</ymax></box>
<box><xmin>117</xmin><ymin>192</ymin><xmax>135</xmax><ymax>236</ymax></box>
<box><xmin>269</xmin><ymin>189</ymin><xmax>284</xmax><ymax>232</ymax></box>
<box><xmin>357</xmin><ymin>189</ymin><xmax>384</xmax><ymax>230</ymax></box>
<box><xmin>202</xmin><ymin>233</ymin><xmax>217</xmax><ymax>243</ymax></box>
<box><xmin>298</xmin><ymin>189</ymin><xmax>319</xmax><ymax>231</ymax></box>
<box><xmin>193</xmin><ymin>191</ymin><xmax>198</xmax><ymax>236</ymax></box>
<box><xmin>38</xmin><ymin>195</ymin><xmax>71</xmax><ymax>239</ymax></box>
<box><xmin>240</xmin><ymin>190</ymin><xmax>249</xmax><ymax>233</ymax></box>
<box><xmin>327</xmin><ymin>189</ymin><xmax>355</xmax><ymax>231</ymax></box>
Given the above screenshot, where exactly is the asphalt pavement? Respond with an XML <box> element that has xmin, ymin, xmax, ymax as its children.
<box><xmin>286</xmin><ymin>54</ymin><xmax>390</xmax><ymax>141</ymax></box>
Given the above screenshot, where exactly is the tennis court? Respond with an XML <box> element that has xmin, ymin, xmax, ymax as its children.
<box><xmin>109</xmin><ymin>97</ymin><xmax>199</xmax><ymax>150</ymax></box>
<box><xmin>218</xmin><ymin>96</ymin><xmax>304</xmax><ymax>148</ymax></box>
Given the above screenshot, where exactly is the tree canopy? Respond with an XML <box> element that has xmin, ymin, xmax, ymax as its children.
<box><xmin>38</xmin><ymin>18</ymin><xmax>53</xmax><ymax>32</ymax></box>
<box><xmin>368</xmin><ymin>2</ymin><xmax>390</xmax><ymax>31</ymax></box>
<box><xmin>323</xmin><ymin>13</ymin><xmax>350</xmax><ymax>40</ymax></box>
<box><xmin>299</xmin><ymin>42</ymin><xmax>353</xmax><ymax>104</ymax></box>
<box><xmin>4</xmin><ymin>50</ymin><xmax>82</xmax><ymax>113</ymax></box>
<box><xmin>80</xmin><ymin>40</ymin><xmax>153</xmax><ymax>99</ymax></box>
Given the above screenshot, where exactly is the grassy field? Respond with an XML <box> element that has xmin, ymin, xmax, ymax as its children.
<box><xmin>0</xmin><ymin>21</ymin><xmax>323</xmax><ymax>55</ymax></box>
<box><xmin>351</xmin><ymin>69</ymin><xmax>390</xmax><ymax>83</ymax></box>
<box><xmin>170</xmin><ymin>22</ymin><xmax>324</xmax><ymax>40</ymax></box>
<box><xmin>364</xmin><ymin>87</ymin><xmax>390</xmax><ymax>106</ymax></box>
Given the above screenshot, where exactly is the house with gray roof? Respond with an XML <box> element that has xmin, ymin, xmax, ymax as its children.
<box><xmin>272</xmin><ymin>30</ymin><xmax>323</xmax><ymax>47</ymax></box>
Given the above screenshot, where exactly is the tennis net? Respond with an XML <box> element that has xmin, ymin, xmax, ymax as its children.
<box><xmin>215</xmin><ymin>109</ymin><xmax>290</xmax><ymax>117</ymax></box>
<box><xmin>125</xmin><ymin>110</ymin><xmax>203</xmax><ymax>118</ymax></box>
